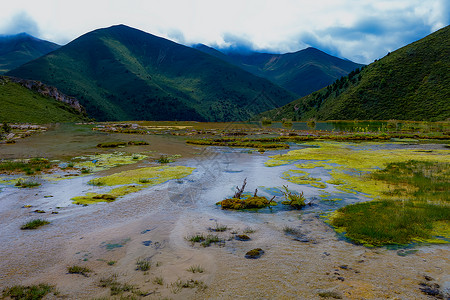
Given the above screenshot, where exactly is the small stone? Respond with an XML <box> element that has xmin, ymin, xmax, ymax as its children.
<box><xmin>424</xmin><ymin>275</ymin><xmax>434</xmax><ymax>281</ymax></box>
<box><xmin>339</xmin><ymin>265</ymin><xmax>349</xmax><ymax>270</ymax></box>
<box><xmin>337</xmin><ymin>277</ymin><xmax>345</xmax><ymax>281</ymax></box>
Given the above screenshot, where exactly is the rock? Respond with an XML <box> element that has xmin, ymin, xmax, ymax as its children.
<box><xmin>6</xmin><ymin>133</ymin><xmax>15</xmax><ymax>139</ymax></box>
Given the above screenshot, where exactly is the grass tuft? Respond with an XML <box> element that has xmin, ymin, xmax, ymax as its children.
<box><xmin>67</xmin><ymin>265</ymin><xmax>92</xmax><ymax>277</ymax></box>
<box><xmin>2</xmin><ymin>284</ymin><xmax>54</xmax><ymax>300</ymax></box>
<box><xmin>21</xmin><ymin>219</ymin><xmax>50</xmax><ymax>230</ymax></box>
<box><xmin>136</xmin><ymin>257</ymin><xmax>151</xmax><ymax>271</ymax></box>
<box><xmin>187</xmin><ymin>265</ymin><xmax>204</xmax><ymax>273</ymax></box>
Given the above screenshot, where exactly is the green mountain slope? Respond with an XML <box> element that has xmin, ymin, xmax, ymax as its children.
<box><xmin>8</xmin><ymin>25</ymin><xmax>296</xmax><ymax>122</ymax></box>
<box><xmin>194</xmin><ymin>45</ymin><xmax>364</xmax><ymax>97</ymax></box>
<box><xmin>259</xmin><ymin>25</ymin><xmax>450</xmax><ymax>122</ymax></box>
<box><xmin>0</xmin><ymin>33</ymin><xmax>60</xmax><ymax>74</ymax></box>
<box><xmin>0</xmin><ymin>76</ymin><xmax>88</xmax><ymax>123</ymax></box>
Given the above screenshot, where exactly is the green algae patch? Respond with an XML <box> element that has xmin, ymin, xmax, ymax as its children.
<box><xmin>266</xmin><ymin>141</ymin><xmax>450</xmax><ymax>198</ymax></box>
<box><xmin>329</xmin><ymin>200</ymin><xmax>450</xmax><ymax>247</ymax></box>
<box><xmin>87</xmin><ymin>166</ymin><xmax>194</xmax><ymax>186</ymax></box>
<box><xmin>73</xmin><ymin>152</ymin><xmax>148</xmax><ymax>173</ymax></box>
<box><xmin>282</xmin><ymin>170</ymin><xmax>327</xmax><ymax>189</ymax></box>
<box><xmin>328</xmin><ymin>160</ymin><xmax>449</xmax><ymax>246</ymax></box>
<box><xmin>217</xmin><ymin>196</ymin><xmax>277</xmax><ymax>210</ymax></box>
<box><xmin>72</xmin><ymin>166</ymin><xmax>195</xmax><ymax>204</ymax></box>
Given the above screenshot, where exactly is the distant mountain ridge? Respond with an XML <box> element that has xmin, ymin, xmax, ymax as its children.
<box><xmin>8</xmin><ymin>25</ymin><xmax>296</xmax><ymax>122</ymax></box>
<box><xmin>193</xmin><ymin>44</ymin><xmax>364</xmax><ymax>97</ymax></box>
<box><xmin>0</xmin><ymin>33</ymin><xmax>60</xmax><ymax>74</ymax></box>
<box><xmin>258</xmin><ymin>25</ymin><xmax>450</xmax><ymax>121</ymax></box>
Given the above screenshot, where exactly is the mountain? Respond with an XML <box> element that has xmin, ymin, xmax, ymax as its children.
<box><xmin>193</xmin><ymin>45</ymin><xmax>364</xmax><ymax>97</ymax></box>
<box><xmin>259</xmin><ymin>25</ymin><xmax>450</xmax><ymax>122</ymax></box>
<box><xmin>7</xmin><ymin>25</ymin><xmax>296</xmax><ymax>122</ymax></box>
<box><xmin>0</xmin><ymin>33</ymin><xmax>60</xmax><ymax>74</ymax></box>
<box><xmin>0</xmin><ymin>76</ymin><xmax>89</xmax><ymax>123</ymax></box>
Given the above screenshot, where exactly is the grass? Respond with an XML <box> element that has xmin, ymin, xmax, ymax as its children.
<box><xmin>330</xmin><ymin>160</ymin><xmax>450</xmax><ymax>246</ymax></box>
<box><xmin>96</xmin><ymin>141</ymin><xmax>127</xmax><ymax>148</ymax></box>
<box><xmin>136</xmin><ymin>257</ymin><xmax>151</xmax><ymax>271</ymax></box>
<box><xmin>127</xmin><ymin>140</ymin><xmax>149</xmax><ymax>146</ymax></box>
<box><xmin>170</xmin><ymin>279</ymin><xmax>207</xmax><ymax>294</ymax></box>
<box><xmin>371</xmin><ymin>160</ymin><xmax>449</xmax><ymax>202</ymax></box>
<box><xmin>208</xmin><ymin>222</ymin><xmax>228</xmax><ymax>232</ymax></box>
<box><xmin>99</xmin><ymin>274</ymin><xmax>135</xmax><ymax>296</ymax></box>
<box><xmin>156</xmin><ymin>155</ymin><xmax>171</xmax><ymax>163</ymax></box>
<box><xmin>2</xmin><ymin>284</ymin><xmax>54</xmax><ymax>300</ymax></box>
<box><xmin>187</xmin><ymin>265</ymin><xmax>204</xmax><ymax>273</ymax></box>
<box><xmin>15</xmin><ymin>179</ymin><xmax>41</xmax><ymax>188</ymax></box>
<box><xmin>0</xmin><ymin>158</ymin><xmax>53</xmax><ymax>174</ymax></box>
<box><xmin>243</xmin><ymin>227</ymin><xmax>255</xmax><ymax>234</ymax></box>
<box><xmin>331</xmin><ymin>200</ymin><xmax>449</xmax><ymax>246</ymax></box>
<box><xmin>153</xmin><ymin>276</ymin><xmax>164</xmax><ymax>285</ymax></box>
<box><xmin>0</xmin><ymin>76</ymin><xmax>87</xmax><ymax>123</ymax></box>
<box><xmin>107</xmin><ymin>261</ymin><xmax>116</xmax><ymax>266</ymax></box>
<box><xmin>88</xmin><ymin>178</ymin><xmax>105</xmax><ymax>186</ymax></box>
<box><xmin>281</xmin><ymin>185</ymin><xmax>306</xmax><ymax>209</ymax></box>
<box><xmin>21</xmin><ymin>219</ymin><xmax>50</xmax><ymax>230</ymax></box>
<box><xmin>186</xmin><ymin>234</ymin><xmax>223</xmax><ymax>247</ymax></box>
<box><xmin>67</xmin><ymin>265</ymin><xmax>92</xmax><ymax>277</ymax></box>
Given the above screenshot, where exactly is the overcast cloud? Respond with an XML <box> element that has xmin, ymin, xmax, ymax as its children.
<box><xmin>0</xmin><ymin>0</ymin><xmax>448</xmax><ymax>64</ymax></box>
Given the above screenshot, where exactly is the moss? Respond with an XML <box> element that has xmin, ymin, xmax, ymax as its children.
<box><xmin>235</xmin><ymin>234</ymin><xmax>251</xmax><ymax>241</ymax></box>
<box><xmin>245</xmin><ymin>248</ymin><xmax>264</xmax><ymax>259</ymax></box>
<box><xmin>217</xmin><ymin>196</ymin><xmax>277</xmax><ymax>210</ymax></box>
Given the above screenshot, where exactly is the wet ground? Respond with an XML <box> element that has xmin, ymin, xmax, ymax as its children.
<box><xmin>0</xmin><ymin>124</ymin><xmax>449</xmax><ymax>299</ymax></box>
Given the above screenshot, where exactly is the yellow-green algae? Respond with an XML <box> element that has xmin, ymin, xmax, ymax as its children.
<box><xmin>73</xmin><ymin>152</ymin><xmax>148</xmax><ymax>173</ymax></box>
<box><xmin>267</xmin><ymin>142</ymin><xmax>449</xmax><ymax>246</ymax></box>
<box><xmin>72</xmin><ymin>166</ymin><xmax>194</xmax><ymax>205</ymax></box>
<box><xmin>266</xmin><ymin>141</ymin><xmax>450</xmax><ymax>197</ymax></box>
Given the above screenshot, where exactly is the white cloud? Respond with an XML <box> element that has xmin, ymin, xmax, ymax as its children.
<box><xmin>0</xmin><ymin>0</ymin><xmax>448</xmax><ymax>63</ymax></box>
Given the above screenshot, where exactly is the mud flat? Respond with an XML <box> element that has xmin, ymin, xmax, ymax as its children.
<box><xmin>0</xmin><ymin>124</ymin><xmax>449</xmax><ymax>299</ymax></box>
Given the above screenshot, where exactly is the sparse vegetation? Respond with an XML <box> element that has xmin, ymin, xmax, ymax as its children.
<box><xmin>136</xmin><ymin>257</ymin><xmax>151</xmax><ymax>271</ymax></box>
<box><xmin>67</xmin><ymin>265</ymin><xmax>92</xmax><ymax>277</ymax></box>
<box><xmin>208</xmin><ymin>222</ymin><xmax>228</xmax><ymax>232</ymax></box>
<box><xmin>170</xmin><ymin>279</ymin><xmax>207</xmax><ymax>294</ymax></box>
<box><xmin>2</xmin><ymin>284</ymin><xmax>54</xmax><ymax>300</ymax></box>
<box><xmin>15</xmin><ymin>179</ymin><xmax>41</xmax><ymax>188</ymax></box>
<box><xmin>186</xmin><ymin>234</ymin><xmax>223</xmax><ymax>247</ymax></box>
<box><xmin>21</xmin><ymin>219</ymin><xmax>50</xmax><ymax>230</ymax></box>
<box><xmin>281</xmin><ymin>185</ymin><xmax>306</xmax><ymax>209</ymax></box>
<box><xmin>153</xmin><ymin>276</ymin><xmax>164</xmax><ymax>285</ymax></box>
<box><xmin>156</xmin><ymin>155</ymin><xmax>171</xmax><ymax>163</ymax></box>
<box><xmin>0</xmin><ymin>158</ymin><xmax>53</xmax><ymax>175</ymax></box>
<box><xmin>99</xmin><ymin>274</ymin><xmax>136</xmax><ymax>296</ymax></box>
<box><xmin>187</xmin><ymin>265</ymin><xmax>204</xmax><ymax>273</ymax></box>
<box><xmin>88</xmin><ymin>178</ymin><xmax>105</xmax><ymax>186</ymax></box>
<box><xmin>96</xmin><ymin>141</ymin><xmax>127</xmax><ymax>148</ymax></box>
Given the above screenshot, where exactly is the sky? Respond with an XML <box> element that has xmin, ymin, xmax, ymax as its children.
<box><xmin>0</xmin><ymin>0</ymin><xmax>448</xmax><ymax>64</ymax></box>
